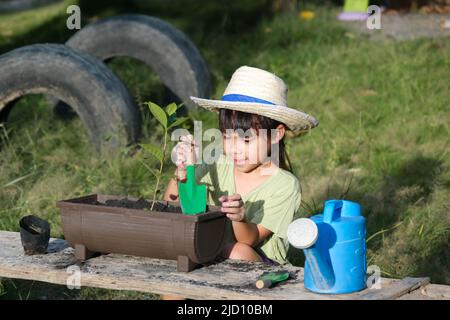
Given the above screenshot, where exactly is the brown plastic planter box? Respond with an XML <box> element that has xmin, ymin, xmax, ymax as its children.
<box><xmin>56</xmin><ymin>194</ymin><xmax>227</xmax><ymax>272</ymax></box>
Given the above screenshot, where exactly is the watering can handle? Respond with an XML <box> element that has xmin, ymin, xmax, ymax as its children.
<box><xmin>323</xmin><ymin>200</ymin><xmax>343</xmax><ymax>223</ymax></box>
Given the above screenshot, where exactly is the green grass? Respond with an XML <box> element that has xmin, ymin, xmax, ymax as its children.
<box><xmin>0</xmin><ymin>1</ymin><xmax>449</xmax><ymax>299</ymax></box>
<box><xmin>0</xmin><ymin>0</ymin><xmax>72</xmax><ymax>38</ymax></box>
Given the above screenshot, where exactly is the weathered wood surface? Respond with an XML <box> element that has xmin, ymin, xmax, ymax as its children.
<box><xmin>0</xmin><ymin>231</ymin><xmax>447</xmax><ymax>300</ymax></box>
<box><xmin>355</xmin><ymin>277</ymin><xmax>430</xmax><ymax>300</ymax></box>
<box><xmin>397</xmin><ymin>284</ymin><xmax>450</xmax><ymax>300</ymax></box>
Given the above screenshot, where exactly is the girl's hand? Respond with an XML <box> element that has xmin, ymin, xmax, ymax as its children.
<box><xmin>173</xmin><ymin>134</ymin><xmax>199</xmax><ymax>181</ymax></box>
<box><xmin>219</xmin><ymin>194</ymin><xmax>245</xmax><ymax>222</ymax></box>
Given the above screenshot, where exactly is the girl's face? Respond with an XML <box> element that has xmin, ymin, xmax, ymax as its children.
<box><xmin>222</xmin><ymin>128</ymin><xmax>271</xmax><ymax>173</ymax></box>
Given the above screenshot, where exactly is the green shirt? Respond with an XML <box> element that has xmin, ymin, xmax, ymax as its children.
<box><xmin>194</xmin><ymin>154</ymin><xmax>302</xmax><ymax>264</ymax></box>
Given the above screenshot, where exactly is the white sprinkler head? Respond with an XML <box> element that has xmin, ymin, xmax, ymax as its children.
<box><xmin>287</xmin><ymin>218</ymin><xmax>318</xmax><ymax>249</ymax></box>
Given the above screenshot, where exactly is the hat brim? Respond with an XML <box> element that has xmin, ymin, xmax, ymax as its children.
<box><xmin>190</xmin><ymin>96</ymin><xmax>319</xmax><ymax>134</ymax></box>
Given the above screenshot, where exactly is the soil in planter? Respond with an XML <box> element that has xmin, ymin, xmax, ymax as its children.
<box><xmin>95</xmin><ymin>197</ymin><xmax>183</xmax><ymax>213</ymax></box>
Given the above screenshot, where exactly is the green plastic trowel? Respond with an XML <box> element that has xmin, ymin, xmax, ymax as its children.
<box><xmin>178</xmin><ymin>165</ymin><xmax>207</xmax><ymax>215</ymax></box>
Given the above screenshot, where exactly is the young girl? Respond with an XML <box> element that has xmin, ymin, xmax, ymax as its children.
<box><xmin>164</xmin><ymin>66</ymin><xmax>318</xmax><ymax>266</ymax></box>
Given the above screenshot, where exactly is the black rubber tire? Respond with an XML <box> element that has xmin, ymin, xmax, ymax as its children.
<box><xmin>64</xmin><ymin>14</ymin><xmax>211</xmax><ymax>111</ymax></box>
<box><xmin>0</xmin><ymin>43</ymin><xmax>139</xmax><ymax>151</ymax></box>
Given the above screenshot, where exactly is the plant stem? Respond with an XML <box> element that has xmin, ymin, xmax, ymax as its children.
<box><xmin>150</xmin><ymin>128</ymin><xmax>168</xmax><ymax>210</ymax></box>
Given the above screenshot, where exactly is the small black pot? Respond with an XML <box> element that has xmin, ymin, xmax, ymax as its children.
<box><xmin>19</xmin><ymin>215</ymin><xmax>50</xmax><ymax>255</ymax></box>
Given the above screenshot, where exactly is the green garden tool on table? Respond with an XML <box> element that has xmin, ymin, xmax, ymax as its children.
<box><xmin>178</xmin><ymin>165</ymin><xmax>207</xmax><ymax>215</ymax></box>
<box><xmin>255</xmin><ymin>271</ymin><xmax>290</xmax><ymax>289</ymax></box>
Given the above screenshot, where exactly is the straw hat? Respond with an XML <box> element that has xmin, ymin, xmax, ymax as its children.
<box><xmin>190</xmin><ymin>66</ymin><xmax>318</xmax><ymax>134</ymax></box>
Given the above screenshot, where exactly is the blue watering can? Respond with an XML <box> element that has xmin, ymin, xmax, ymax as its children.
<box><xmin>287</xmin><ymin>200</ymin><xmax>367</xmax><ymax>294</ymax></box>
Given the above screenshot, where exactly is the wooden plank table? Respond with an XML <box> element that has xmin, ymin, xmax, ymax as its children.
<box><xmin>1</xmin><ymin>231</ymin><xmax>448</xmax><ymax>300</ymax></box>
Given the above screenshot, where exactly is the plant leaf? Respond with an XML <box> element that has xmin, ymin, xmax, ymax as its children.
<box><xmin>140</xmin><ymin>143</ymin><xmax>163</xmax><ymax>164</ymax></box>
<box><xmin>168</xmin><ymin>117</ymin><xmax>189</xmax><ymax>129</ymax></box>
<box><xmin>145</xmin><ymin>102</ymin><xmax>167</xmax><ymax>128</ymax></box>
<box><xmin>165</xmin><ymin>103</ymin><xmax>178</xmax><ymax>116</ymax></box>
<box><xmin>137</xmin><ymin>158</ymin><xmax>159</xmax><ymax>178</ymax></box>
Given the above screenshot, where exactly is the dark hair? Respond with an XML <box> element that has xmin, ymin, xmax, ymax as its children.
<box><xmin>219</xmin><ymin>109</ymin><xmax>293</xmax><ymax>172</ymax></box>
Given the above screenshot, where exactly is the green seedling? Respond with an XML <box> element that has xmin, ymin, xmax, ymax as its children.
<box><xmin>139</xmin><ymin>102</ymin><xmax>189</xmax><ymax>211</ymax></box>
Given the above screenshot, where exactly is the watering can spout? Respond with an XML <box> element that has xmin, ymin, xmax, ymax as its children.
<box><xmin>287</xmin><ymin>218</ymin><xmax>335</xmax><ymax>290</ymax></box>
<box><xmin>303</xmin><ymin>247</ymin><xmax>335</xmax><ymax>290</ymax></box>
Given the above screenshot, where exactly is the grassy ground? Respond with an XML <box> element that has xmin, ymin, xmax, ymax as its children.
<box><xmin>0</xmin><ymin>1</ymin><xmax>449</xmax><ymax>299</ymax></box>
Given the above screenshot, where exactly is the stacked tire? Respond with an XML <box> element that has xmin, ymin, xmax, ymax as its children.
<box><xmin>0</xmin><ymin>15</ymin><xmax>211</xmax><ymax>152</ymax></box>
